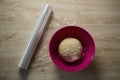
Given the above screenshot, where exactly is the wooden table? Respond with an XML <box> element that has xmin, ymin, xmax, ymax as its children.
<box><xmin>0</xmin><ymin>0</ymin><xmax>120</xmax><ymax>80</ymax></box>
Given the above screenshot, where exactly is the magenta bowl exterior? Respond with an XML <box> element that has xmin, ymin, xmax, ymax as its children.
<box><xmin>49</xmin><ymin>26</ymin><xmax>95</xmax><ymax>72</ymax></box>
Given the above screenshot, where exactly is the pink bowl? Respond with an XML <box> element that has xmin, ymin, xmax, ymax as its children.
<box><xmin>49</xmin><ymin>26</ymin><xmax>95</xmax><ymax>72</ymax></box>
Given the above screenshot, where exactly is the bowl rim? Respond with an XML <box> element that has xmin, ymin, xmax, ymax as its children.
<box><xmin>49</xmin><ymin>26</ymin><xmax>96</xmax><ymax>72</ymax></box>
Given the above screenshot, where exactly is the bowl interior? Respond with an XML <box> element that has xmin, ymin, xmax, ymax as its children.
<box><xmin>49</xmin><ymin>26</ymin><xmax>95</xmax><ymax>72</ymax></box>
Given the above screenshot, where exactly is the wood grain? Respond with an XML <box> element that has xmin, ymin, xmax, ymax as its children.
<box><xmin>0</xmin><ymin>0</ymin><xmax>120</xmax><ymax>80</ymax></box>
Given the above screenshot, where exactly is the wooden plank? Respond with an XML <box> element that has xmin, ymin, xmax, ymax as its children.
<box><xmin>0</xmin><ymin>0</ymin><xmax>120</xmax><ymax>80</ymax></box>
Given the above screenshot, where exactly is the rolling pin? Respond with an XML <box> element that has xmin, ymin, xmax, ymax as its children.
<box><xmin>18</xmin><ymin>4</ymin><xmax>52</xmax><ymax>69</ymax></box>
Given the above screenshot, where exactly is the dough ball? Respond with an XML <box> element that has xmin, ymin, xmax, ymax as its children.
<box><xmin>58</xmin><ymin>37</ymin><xmax>83</xmax><ymax>62</ymax></box>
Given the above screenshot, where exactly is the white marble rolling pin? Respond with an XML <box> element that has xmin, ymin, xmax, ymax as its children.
<box><xmin>18</xmin><ymin>4</ymin><xmax>52</xmax><ymax>69</ymax></box>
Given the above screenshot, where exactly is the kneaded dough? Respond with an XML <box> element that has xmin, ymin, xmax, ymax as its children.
<box><xmin>59</xmin><ymin>38</ymin><xmax>82</xmax><ymax>57</ymax></box>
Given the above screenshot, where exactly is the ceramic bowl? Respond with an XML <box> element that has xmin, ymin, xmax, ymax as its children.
<box><xmin>49</xmin><ymin>26</ymin><xmax>95</xmax><ymax>72</ymax></box>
